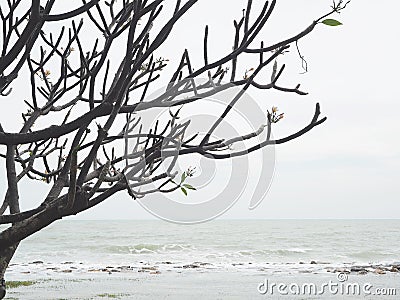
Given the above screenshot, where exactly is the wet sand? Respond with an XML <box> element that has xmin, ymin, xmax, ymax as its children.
<box><xmin>5</xmin><ymin>267</ymin><xmax>400</xmax><ymax>299</ymax></box>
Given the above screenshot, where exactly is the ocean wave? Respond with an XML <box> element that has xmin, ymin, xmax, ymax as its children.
<box><xmin>202</xmin><ymin>248</ymin><xmax>314</xmax><ymax>261</ymax></box>
<box><xmin>237</xmin><ymin>248</ymin><xmax>312</xmax><ymax>257</ymax></box>
<box><xmin>104</xmin><ymin>243</ymin><xmax>195</xmax><ymax>254</ymax></box>
<box><xmin>351</xmin><ymin>250</ymin><xmax>396</xmax><ymax>259</ymax></box>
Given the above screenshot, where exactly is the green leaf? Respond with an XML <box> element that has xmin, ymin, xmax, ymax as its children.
<box><xmin>322</xmin><ymin>19</ymin><xmax>342</xmax><ymax>26</ymax></box>
<box><xmin>181</xmin><ymin>187</ymin><xmax>187</xmax><ymax>196</ymax></box>
<box><xmin>183</xmin><ymin>184</ymin><xmax>196</xmax><ymax>190</ymax></box>
<box><xmin>180</xmin><ymin>172</ymin><xmax>187</xmax><ymax>183</ymax></box>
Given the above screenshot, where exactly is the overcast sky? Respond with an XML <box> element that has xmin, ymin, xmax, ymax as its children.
<box><xmin>0</xmin><ymin>0</ymin><xmax>399</xmax><ymax>220</ymax></box>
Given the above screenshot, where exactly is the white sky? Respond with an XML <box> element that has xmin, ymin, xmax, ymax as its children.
<box><xmin>0</xmin><ymin>0</ymin><xmax>399</xmax><ymax>219</ymax></box>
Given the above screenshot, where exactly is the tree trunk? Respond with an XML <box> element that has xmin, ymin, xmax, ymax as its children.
<box><xmin>0</xmin><ymin>243</ymin><xmax>18</xmax><ymax>299</ymax></box>
<box><xmin>1</xmin><ymin>145</ymin><xmax>21</xmax><ymax>298</ymax></box>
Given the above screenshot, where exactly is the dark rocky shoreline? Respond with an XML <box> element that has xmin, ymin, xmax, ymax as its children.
<box><xmin>6</xmin><ymin>260</ymin><xmax>400</xmax><ymax>277</ymax></box>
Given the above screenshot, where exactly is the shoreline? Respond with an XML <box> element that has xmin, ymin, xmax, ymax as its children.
<box><xmin>6</xmin><ymin>260</ymin><xmax>400</xmax><ymax>278</ymax></box>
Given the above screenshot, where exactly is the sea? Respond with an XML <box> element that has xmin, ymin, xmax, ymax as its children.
<box><xmin>4</xmin><ymin>219</ymin><xmax>400</xmax><ymax>277</ymax></box>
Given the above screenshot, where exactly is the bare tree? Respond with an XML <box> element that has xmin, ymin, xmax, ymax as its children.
<box><xmin>0</xmin><ymin>0</ymin><xmax>349</xmax><ymax>297</ymax></box>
